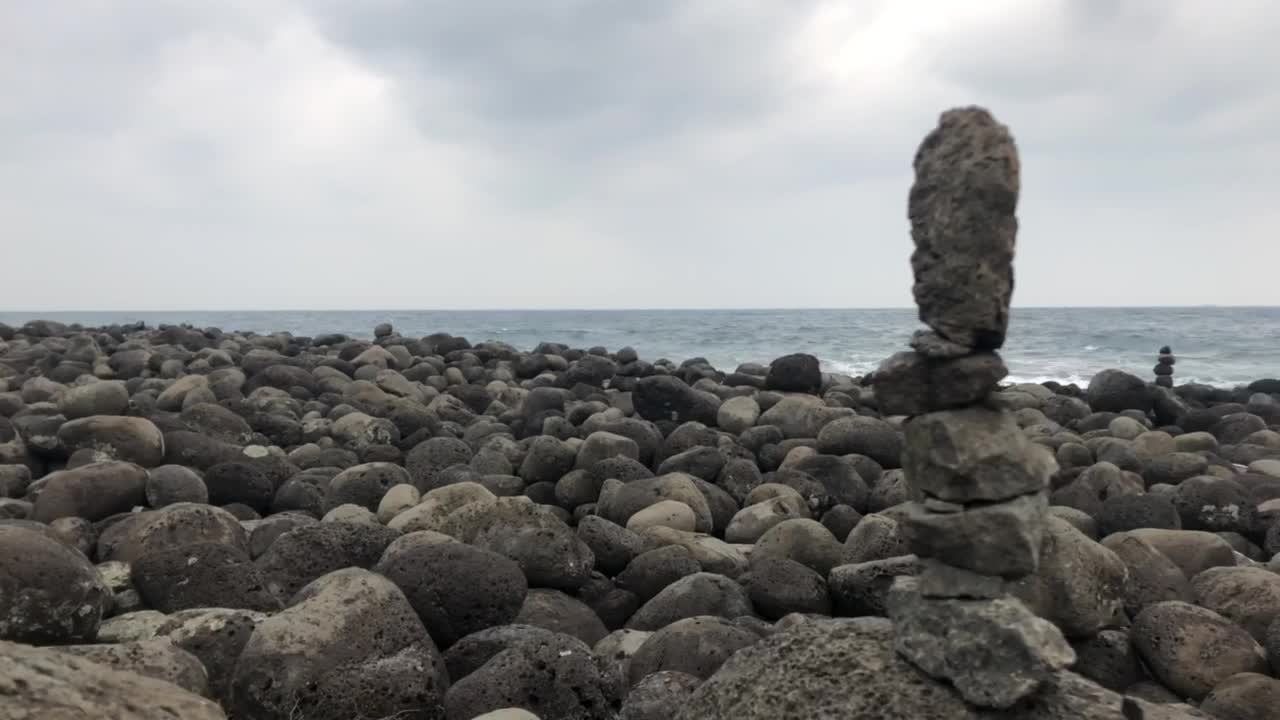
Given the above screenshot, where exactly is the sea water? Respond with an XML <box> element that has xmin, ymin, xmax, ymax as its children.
<box><xmin>2</xmin><ymin>307</ymin><xmax>1276</xmax><ymax>388</ymax></box>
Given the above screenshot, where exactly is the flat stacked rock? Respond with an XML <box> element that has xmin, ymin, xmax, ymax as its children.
<box><xmin>1155</xmin><ymin>346</ymin><xmax>1175</xmax><ymax>388</ymax></box>
<box><xmin>875</xmin><ymin>107</ymin><xmax>1075</xmax><ymax>709</ymax></box>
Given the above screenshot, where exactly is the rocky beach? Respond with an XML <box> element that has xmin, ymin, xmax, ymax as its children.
<box><xmin>3</xmin><ymin>109</ymin><xmax>1280</xmax><ymax>720</ymax></box>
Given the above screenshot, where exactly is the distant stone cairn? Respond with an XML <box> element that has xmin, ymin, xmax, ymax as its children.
<box><xmin>1155</xmin><ymin>345</ymin><xmax>1175</xmax><ymax>388</ymax></box>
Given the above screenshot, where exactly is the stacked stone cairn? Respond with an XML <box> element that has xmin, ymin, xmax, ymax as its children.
<box><xmin>1154</xmin><ymin>345</ymin><xmax>1175</xmax><ymax>387</ymax></box>
<box><xmin>873</xmin><ymin>107</ymin><xmax>1076</xmax><ymax>709</ymax></box>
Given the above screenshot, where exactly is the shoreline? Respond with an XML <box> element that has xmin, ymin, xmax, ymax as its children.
<box><xmin>1</xmin><ymin>316</ymin><xmax>1274</xmax><ymax>391</ymax></box>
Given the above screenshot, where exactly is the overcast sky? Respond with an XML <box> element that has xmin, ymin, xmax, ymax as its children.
<box><xmin>2</xmin><ymin>1</ymin><xmax>1277</xmax><ymax>311</ymax></box>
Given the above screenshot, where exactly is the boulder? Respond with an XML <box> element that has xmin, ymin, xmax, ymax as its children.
<box><xmin>1097</xmin><ymin>493</ymin><xmax>1180</xmax><ymax>537</ymax></box>
<box><xmin>627</xmin><ymin>500</ymin><xmax>698</xmax><ymax>533</ymax></box>
<box><xmin>843</xmin><ymin>513</ymin><xmax>909</xmax><ymax>564</ymax></box>
<box><xmin>439</xmin><ymin>497</ymin><xmax>595</xmax><ymax>591</ymax></box>
<box><xmin>1191</xmin><ymin>566</ymin><xmax>1280</xmax><ymax>643</ymax></box>
<box><xmin>55</xmin><ymin>637</ymin><xmax>210</xmax><ymax>697</ymax></box>
<box><xmin>133</xmin><ymin>542</ymin><xmax>282</xmax><ymax>613</ymax></box>
<box><xmin>1122</xmin><ymin>528</ymin><xmax>1236</xmax><ymax>579</ymax></box>
<box><xmin>765</xmin><ymin>354</ymin><xmax>821</xmax><ymax>394</ymax></box>
<box><xmin>627</xmin><ymin>616</ymin><xmax>759</xmax><ymax>685</ymax></box>
<box><xmin>816</xmin><ymin>416</ymin><xmax>903</xmax><ymax>468</ymax></box>
<box><xmin>1008</xmin><ymin>517</ymin><xmax>1126</xmax><ymax>638</ymax></box>
<box><xmin>618</xmin><ymin>670</ymin><xmax>701</xmax><ymax>720</ymax></box>
<box><xmin>675</xmin><ymin>617</ymin><xmax>979</xmax><ymax>719</ymax></box>
<box><xmin>716</xmin><ymin>396</ymin><xmax>761</xmax><ymax>435</ymax></box>
<box><xmin>145</xmin><ymin>464</ymin><xmax>209</xmax><ymax>507</ymax></box>
<box><xmin>442</xmin><ymin>626</ymin><xmax>621</xmax><ymax>720</ymax></box>
<box><xmin>58</xmin><ymin>380</ymin><xmax>129</xmax><ymax>419</ymax></box>
<box><xmin>740</xmin><ymin>557</ymin><xmax>831</xmax><ymax>620</ymax></box>
<box><xmin>203</xmin><ymin>461</ymin><xmax>275</xmax><ymax>513</ymax></box>
<box><xmin>158</xmin><ymin>608</ymin><xmax>268</xmax><ymax>707</ymax></box>
<box><xmin>598</xmin><ymin>474</ymin><xmax>714</xmax><ymax>534</ymax></box>
<box><xmin>100</xmin><ymin>502</ymin><xmax>248</xmax><ymax>563</ymax></box>
<box><xmin>1087</xmin><ymin>370</ymin><xmax>1153</xmax><ymax>414</ymax></box>
<box><xmin>638</xmin><ymin>527</ymin><xmax>749</xmax><ymax>579</ymax></box>
<box><xmin>514</xmin><ymin>588</ymin><xmax>609</xmax><ymax>647</ymax></box>
<box><xmin>230</xmin><ymin>568</ymin><xmax>448</xmax><ymax>719</ymax></box>
<box><xmin>1200</xmin><ymin>672</ymin><xmax>1280</xmax><ymax>720</ymax></box>
<box><xmin>1100</xmin><ymin>533</ymin><xmax>1194</xmax><ymax>616</ymax></box>
<box><xmin>1131</xmin><ymin>601</ymin><xmax>1267</xmax><ymax>700</ymax></box>
<box><xmin>725</xmin><ymin>495</ymin><xmax>808</xmax><ymax>544</ymax></box>
<box><xmin>405</xmin><ymin>436</ymin><xmax>474</xmax><ymax>492</ymax></box>
<box><xmin>633</xmin><ymin>376</ymin><xmax>719</xmax><ymax>426</ymax></box>
<box><xmin>752</xmin><ymin>518</ymin><xmax>843</xmax><ymax>575</ymax></box>
<box><xmin>576</xmin><ymin>516</ymin><xmax>647</xmax><ymax>577</ymax></box>
<box><xmin>32</xmin><ymin>460</ymin><xmax>148</xmax><ymax>522</ymax></box>
<box><xmin>1172</xmin><ymin>475</ymin><xmax>1256</xmax><ymax>533</ymax></box>
<box><xmin>387</xmin><ymin>482</ymin><xmax>495</xmax><ymax>533</ymax></box>
<box><xmin>375</xmin><ymin>538</ymin><xmax>527</xmax><ymax>648</ymax></box>
<box><xmin>0</xmin><ymin>639</ymin><xmax>225</xmax><ymax>719</ymax></box>
<box><xmin>616</xmin><ymin>546</ymin><xmax>703</xmax><ymax>603</ymax></box>
<box><xmin>57</xmin><ymin>415</ymin><xmax>165</xmax><ymax>467</ymax></box>
<box><xmin>376</xmin><ymin>482</ymin><xmax>421</xmax><ymax>523</ymax></box>
<box><xmin>576</xmin><ymin>431</ymin><xmax>641</xmax><ymax>469</ymax></box>
<box><xmin>626</xmin><ymin>573</ymin><xmax>753</xmax><ymax>631</ymax></box>
<box><xmin>0</xmin><ymin>524</ymin><xmax>110</xmax><ymax>643</ymax></box>
<box><xmin>254</xmin><ymin>522</ymin><xmax>400</xmax><ymax>599</ymax></box>
<box><xmin>324</xmin><ymin>461</ymin><xmax>409</xmax><ymax>513</ymax></box>
<box><xmin>1069</xmin><ymin>628</ymin><xmax>1145</xmax><ymax>692</ymax></box>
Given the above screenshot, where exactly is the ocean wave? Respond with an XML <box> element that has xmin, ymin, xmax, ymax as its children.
<box><xmin>1004</xmin><ymin>373</ymin><xmax>1094</xmax><ymax>387</ymax></box>
<box><xmin>820</xmin><ymin>359</ymin><xmax>878</xmax><ymax>377</ymax></box>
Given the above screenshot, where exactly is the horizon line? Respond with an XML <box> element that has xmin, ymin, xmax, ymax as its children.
<box><xmin>2</xmin><ymin>304</ymin><xmax>1278</xmax><ymax>314</ymax></box>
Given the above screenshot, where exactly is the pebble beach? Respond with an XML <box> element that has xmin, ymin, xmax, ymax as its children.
<box><xmin>1</xmin><ymin>314</ymin><xmax>1279</xmax><ymax>719</ymax></box>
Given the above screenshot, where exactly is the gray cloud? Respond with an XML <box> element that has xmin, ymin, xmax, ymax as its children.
<box><xmin>2</xmin><ymin>0</ymin><xmax>1277</xmax><ymax>310</ymax></box>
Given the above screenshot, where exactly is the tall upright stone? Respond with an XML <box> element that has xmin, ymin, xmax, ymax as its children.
<box><xmin>879</xmin><ymin>107</ymin><xmax>1073</xmax><ymax>710</ymax></box>
<box><xmin>909</xmin><ymin>107</ymin><xmax>1020</xmax><ymax>352</ymax></box>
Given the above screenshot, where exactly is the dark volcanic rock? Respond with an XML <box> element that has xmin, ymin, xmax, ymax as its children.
<box><xmin>230</xmin><ymin>568</ymin><xmax>448</xmax><ymax>720</ymax></box>
<box><xmin>1087</xmin><ymin>369</ymin><xmax>1153</xmax><ymax>414</ymax></box>
<box><xmin>1</xmin><ymin>638</ymin><xmax>225</xmax><ymax>719</ymax></box>
<box><xmin>56</xmin><ymin>415</ymin><xmax>165</xmax><ymax>467</ymax></box>
<box><xmin>376</xmin><ymin>539</ymin><xmax>527</xmax><ymax>649</ymax></box>
<box><xmin>765</xmin><ymin>354</ymin><xmax>822</xmax><ymax>394</ymax></box>
<box><xmin>619</xmin><ymin>671</ymin><xmax>702</xmax><ymax>720</ymax></box>
<box><xmin>633</xmin><ymin>376</ymin><xmax>719</xmax><ymax>426</ymax></box>
<box><xmin>439</xmin><ymin>497</ymin><xmax>595</xmax><ymax>591</ymax></box>
<box><xmin>907</xmin><ymin>107</ymin><xmax>1019</xmax><ymax>351</ymax></box>
<box><xmin>441</xmin><ymin>625</ymin><xmax>621</xmax><ymax>720</ymax></box>
<box><xmin>514</xmin><ymin>588</ymin><xmax>609</xmax><ymax>647</ymax></box>
<box><xmin>874</xmin><ymin>350</ymin><xmax>1008</xmax><ymax>416</ymax></box>
<box><xmin>1131</xmin><ymin>600</ymin><xmax>1267</xmax><ymax>700</ymax></box>
<box><xmin>132</xmin><ymin>542</ymin><xmax>282</xmax><ymax>613</ymax></box>
<box><xmin>627</xmin><ymin>616</ymin><xmax>759</xmax><ymax>686</ymax></box>
<box><xmin>255</xmin><ymin>521</ymin><xmax>400</xmax><ymax>599</ymax></box>
<box><xmin>676</xmin><ymin>617</ymin><xmax>977</xmax><ymax>719</ymax></box>
<box><xmin>145</xmin><ymin>464</ymin><xmax>209</xmax><ymax>507</ymax></box>
<box><xmin>0</xmin><ymin>524</ymin><xmax>111</xmax><ymax>643</ymax></box>
<box><xmin>32</xmin><ymin>461</ymin><xmax>147</xmax><ymax>522</ymax></box>
<box><xmin>626</xmin><ymin>572</ymin><xmax>753</xmax><ymax>631</ymax></box>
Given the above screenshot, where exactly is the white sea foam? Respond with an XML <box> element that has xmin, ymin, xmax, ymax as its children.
<box><xmin>1004</xmin><ymin>373</ymin><xmax>1094</xmax><ymax>387</ymax></box>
